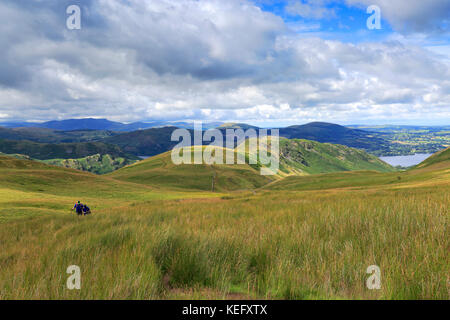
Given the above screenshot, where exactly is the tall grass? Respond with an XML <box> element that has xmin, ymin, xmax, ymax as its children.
<box><xmin>0</xmin><ymin>185</ymin><xmax>448</xmax><ymax>299</ymax></box>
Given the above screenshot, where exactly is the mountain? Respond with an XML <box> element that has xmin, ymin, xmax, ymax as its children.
<box><xmin>279</xmin><ymin>122</ymin><xmax>388</xmax><ymax>153</ymax></box>
<box><xmin>0</xmin><ymin>127</ymin><xmax>118</xmax><ymax>143</ymax></box>
<box><xmin>38</xmin><ymin>118</ymin><xmax>125</xmax><ymax>131</ymax></box>
<box><xmin>1</xmin><ymin>118</ymin><xmax>225</xmax><ymax>132</ymax></box>
<box><xmin>4</xmin><ymin>119</ymin><xmax>444</xmax><ymax>158</ymax></box>
<box><xmin>218</xmin><ymin>123</ymin><xmax>260</xmax><ymax>130</ymax></box>
<box><xmin>278</xmin><ymin>138</ymin><xmax>394</xmax><ymax>175</ymax></box>
<box><xmin>103</xmin><ymin>126</ymin><xmax>182</xmax><ymax>156</ymax></box>
<box><xmin>0</xmin><ymin>138</ymin><xmax>135</xmax><ymax>160</ymax></box>
<box><xmin>0</xmin><ymin>118</ymin><xmax>157</xmax><ymax>131</ymax></box>
<box><xmin>0</xmin><ymin>121</ymin><xmax>36</xmax><ymax>128</ymax></box>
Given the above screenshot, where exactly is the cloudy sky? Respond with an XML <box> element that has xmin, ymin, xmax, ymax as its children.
<box><xmin>0</xmin><ymin>0</ymin><xmax>449</xmax><ymax>126</ymax></box>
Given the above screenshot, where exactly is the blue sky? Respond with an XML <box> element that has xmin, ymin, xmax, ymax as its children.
<box><xmin>0</xmin><ymin>0</ymin><xmax>448</xmax><ymax>125</ymax></box>
<box><xmin>256</xmin><ymin>0</ymin><xmax>394</xmax><ymax>37</ymax></box>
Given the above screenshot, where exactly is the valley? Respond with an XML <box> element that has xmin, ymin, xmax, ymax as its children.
<box><xmin>2</xmin><ymin>119</ymin><xmax>447</xmax><ymax>175</ymax></box>
<box><xmin>0</xmin><ymin>147</ymin><xmax>448</xmax><ymax>299</ymax></box>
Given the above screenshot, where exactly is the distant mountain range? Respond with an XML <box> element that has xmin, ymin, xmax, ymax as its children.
<box><xmin>0</xmin><ymin>118</ymin><xmax>223</xmax><ymax>131</ymax></box>
<box><xmin>278</xmin><ymin>122</ymin><xmax>387</xmax><ymax>153</ymax></box>
<box><xmin>0</xmin><ymin>139</ymin><xmax>136</xmax><ymax>160</ymax></box>
<box><xmin>0</xmin><ymin>119</ymin><xmax>447</xmax><ymax>172</ymax></box>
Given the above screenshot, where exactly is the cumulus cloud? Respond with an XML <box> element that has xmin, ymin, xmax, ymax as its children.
<box><xmin>0</xmin><ymin>0</ymin><xmax>448</xmax><ymax>124</ymax></box>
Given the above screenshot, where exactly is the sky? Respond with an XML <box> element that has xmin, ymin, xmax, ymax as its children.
<box><xmin>0</xmin><ymin>0</ymin><xmax>449</xmax><ymax>126</ymax></box>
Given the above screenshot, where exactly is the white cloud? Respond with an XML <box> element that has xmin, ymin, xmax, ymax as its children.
<box><xmin>0</xmin><ymin>0</ymin><xmax>448</xmax><ymax>124</ymax></box>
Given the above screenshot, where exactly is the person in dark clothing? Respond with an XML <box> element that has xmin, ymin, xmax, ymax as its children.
<box><xmin>83</xmin><ymin>204</ymin><xmax>91</xmax><ymax>215</ymax></box>
<box><xmin>73</xmin><ymin>201</ymin><xmax>83</xmax><ymax>216</ymax></box>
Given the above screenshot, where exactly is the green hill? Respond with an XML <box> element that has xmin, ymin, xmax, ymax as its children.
<box><xmin>0</xmin><ymin>155</ymin><xmax>105</xmax><ymax>196</ymax></box>
<box><xmin>110</xmin><ymin>139</ymin><xmax>395</xmax><ymax>191</ymax></box>
<box><xmin>41</xmin><ymin>154</ymin><xmax>137</xmax><ymax>175</ymax></box>
<box><xmin>266</xmin><ymin>147</ymin><xmax>450</xmax><ymax>192</ymax></box>
<box><xmin>0</xmin><ymin>155</ymin><xmax>191</xmax><ymax>200</ymax></box>
<box><xmin>0</xmin><ymin>138</ymin><xmax>135</xmax><ymax>160</ymax></box>
<box><xmin>0</xmin><ymin>152</ymin><xmax>136</xmax><ymax>175</ymax></box>
<box><xmin>278</xmin><ymin>138</ymin><xmax>394</xmax><ymax>174</ymax></box>
<box><xmin>108</xmin><ymin>147</ymin><xmax>273</xmax><ymax>191</ymax></box>
<box><xmin>414</xmin><ymin>147</ymin><xmax>450</xmax><ymax>170</ymax></box>
<box><xmin>0</xmin><ymin>149</ymin><xmax>448</xmax><ymax>299</ymax></box>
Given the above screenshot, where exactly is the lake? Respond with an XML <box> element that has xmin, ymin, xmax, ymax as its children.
<box><xmin>379</xmin><ymin>153</ymin><xmax>433</xmax><ymax>167</ymax></box>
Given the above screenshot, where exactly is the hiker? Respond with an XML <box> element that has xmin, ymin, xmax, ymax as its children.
<box><xmin>83</xmin><ymin>204</ymin><xmax>91</xmax><ymax>216</ymax></box>
<box><xmin>72</xmin><ymin>201</ymin><xmax>83</xmax><ymax>216</ymax></box>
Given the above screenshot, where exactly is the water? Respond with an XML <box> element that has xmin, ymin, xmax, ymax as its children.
<box><xmin>379</xmin><ymin>153</ymin><xmax>433</xmax><ymax>167</ymax></box>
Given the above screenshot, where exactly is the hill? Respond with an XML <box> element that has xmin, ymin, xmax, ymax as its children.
<box><xmin>414</xmin><ymin>147</ymin><xmax>450</xmax><ymax>170</ymax></box>
<box><xmin>279</xmin><ymin>122</ymin><xmax>388</xmax><ymax>153</ymax></box>
<box><xmin>278</xmin><ymin>138</ymin><xmax>394</xmax><ymax>174</ymax></box>
<box><xmin>103</xmin><ymin>122</ymin><xmax>391</xmax><ymax>158</ymax></box>
<box><xmin>0</xmin><ymin>127</ymin><xmax>118</xmax><ymax>143</ymax></box>
<box><xmin>0</xmin><ymin>138</ymin><xmax>135</xmax><ymax>160</ymax></box>
<box><xmin>0</xmin><ymin>149</ymin><xmax>448</xmax><ymax>299</ymax></box>
<box><xmin>38</xmin><ymin>118</ymin><xmax>125</xmax><ymax>131</ymax></box>
<box><xmin>109</xmin><ymin>138</ymin><xmax>394</xmax><ymax>191</ymax></box>
<box><xmin>266</xmin><ymin>147</ymin><xmax>450</xmax><ymax>192</ymax></box>
<box><xmin>41</xmin><ymin>154</ymin><xmax>138</xmax><ymax>175</ymax></box>
<box><xmin>109</xmin><ymin>147</ymin><xmax>273</xmax><ymax>191</ymax></box>
<box><xmin>103</xmin><ymin>126</ymin><xmax>181</xmax><ymax>156</ymax></box>
<box><xmin>1</xmin><ymin>118</ymin><xmax>225</xmax><ymax>132</ymax></box>
<box><xmin>218</xmin><ymin>123</ymin><xmax>260</xmax><ymax>130</ymax></box>
<box><xmin>0</xmin><ymin>118</ymin><xmax>158</xmax><ymax>131</ymax></box>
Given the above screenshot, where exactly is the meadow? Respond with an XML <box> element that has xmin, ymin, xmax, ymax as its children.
<box><xmin>0</xmin><ymin>151</ymin><xmax>448</xmax><ymax>300</ymax></box>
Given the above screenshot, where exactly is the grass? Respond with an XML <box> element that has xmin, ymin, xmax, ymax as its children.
<box><xmin>278</xmin><ymin>138</ymin><xmax>395</xmax><ymax>174</ymax></box>
<box><xmin>415</xmin><ymin>147</ymin><xmax>450</xmax><ymax>169</ymax></box>
<box><xmin>0</xmin><ymin>154</ymin><xmax>448</xmax><ymax>299</ymax></box>
<box><xmin>108</xmin><ymin>148</ymin><xmax>274</xmax><ymax>192</ymax></box>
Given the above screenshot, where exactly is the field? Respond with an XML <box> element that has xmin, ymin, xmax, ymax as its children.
<box><xmin>349</xmin><ymin>125</ymin><xmax>450</xmax><ymax>156</ymax></box>
<box><xmin>0</xmin><ymin>150</ymin><xmax>449</xmax><ymax>300</ymax></box>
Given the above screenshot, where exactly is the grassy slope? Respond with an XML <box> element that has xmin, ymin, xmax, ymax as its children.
<box><xmin>1</xmin><ymin>152</ymin><xmax>137</xmax><ymax>175</ymax></box>
<box><xmin>0</xmin><ymin>138</ymin><xmax>133</xmax><ymax>160</ymax></box>
<box><xmin>41</xmin><ymin>154</ymin><xmax>137</xmax><ymax>175</ymax></box>
<box><xmin>414</xmin><ymin>147</ymin><xmax>450</xmax><ymax>170</ymax></box>
<box><xmin>266</xmin><ymin>154</ymin><xmax>449</xmax><ymax>192</ymax></box>
<box><xmin>279</xmin><ymin>138</ymin><xmax>394</xmax><ymax>174</ymax></box>
<box><xmin>109</xmin><ymin>147</ymin><xmax>273</xmax><ymax>192</ymax></box>
<box><xmin>0</xmin><ymin>152</ymin><xmax>448</xmax><ymax>299</ymax></box>
<box><xmin>110</xmin><ymin>138</ymin><xmax>394</xmax><ymax>192</ymax></box>
<box><xmin>0</xmin><ymin>156</ymin><xmax>222</xmax><ymax>203</ymax></box>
